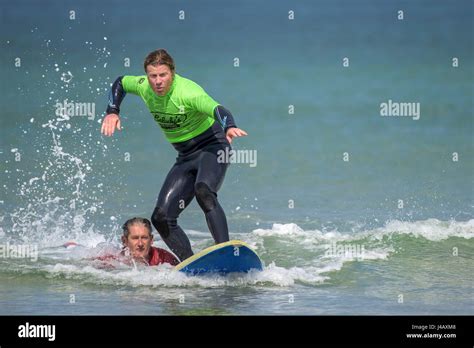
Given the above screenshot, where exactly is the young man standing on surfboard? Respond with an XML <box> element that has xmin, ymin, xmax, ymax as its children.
<box><xmin>101</xmin><ymin>49</ymin><xmax>247</xmax><ymax>262</ymax></box>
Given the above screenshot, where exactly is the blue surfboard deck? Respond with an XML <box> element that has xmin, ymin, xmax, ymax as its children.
<box><xmin>175</xmin><ymin>240</ymin><xmax>263</xmax><ymax>275</ymax></box>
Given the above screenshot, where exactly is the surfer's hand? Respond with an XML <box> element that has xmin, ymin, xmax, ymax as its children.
<box><xmin>101</xmin><ymin>114</ymin><xmax>122</xmax><ymax>137</ymax></box>
<box><xmin>226</xmin><ymin>127</ymin><xmax>247</xmax><ymax>144</ymax></box>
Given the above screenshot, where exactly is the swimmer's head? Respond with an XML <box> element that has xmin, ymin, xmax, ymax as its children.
<box><xmin>121</xmin><ymin>217</ymin><xmax>154</xmax><ymax>261</ymax></box>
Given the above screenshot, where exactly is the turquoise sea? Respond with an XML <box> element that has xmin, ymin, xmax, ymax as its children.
<box><xmin>0</xmin><ymin>0</ymin><xmax>473</xmax><ymax>315</ymax></box>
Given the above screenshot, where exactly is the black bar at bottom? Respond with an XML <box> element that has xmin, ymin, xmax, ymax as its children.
<box><xmin>0</xmin><ymin>315</ymin><xmax>472</xmax><ymax>346</ymax></box>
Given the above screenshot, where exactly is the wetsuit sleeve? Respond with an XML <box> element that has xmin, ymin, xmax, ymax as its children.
<box><xmin>214</xmin><ymin>105</ymin><xmax>237</xmax><ymax>132</ymax></box>
<box><xmin>106</xmin><ymin>76</ymin><xmax>126</xmax><ymax>115</ymax></box>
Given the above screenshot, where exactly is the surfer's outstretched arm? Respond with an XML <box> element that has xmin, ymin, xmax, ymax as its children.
<box><xmin>214</xmin><ymin>105</ymin><xmax>248</xmax><ymax>144</ymax></box>
<box><xmin>101</xmin><ymin>76</ymin><xmax>126</xmax><ymax>137</ymax></box>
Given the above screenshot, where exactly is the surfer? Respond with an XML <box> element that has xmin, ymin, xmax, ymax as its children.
<box><xmin>101</xmin><ymin>49</ymin><xmax>247</xmax><ymax>262</ymax></box>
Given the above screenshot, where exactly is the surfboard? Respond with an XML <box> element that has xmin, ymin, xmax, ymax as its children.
<box><xmin>175</xmin><ymin>240</ymin><xmax>263</xmax><ymax>275</ymax></box>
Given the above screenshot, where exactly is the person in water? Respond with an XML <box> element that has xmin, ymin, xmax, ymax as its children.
<box><xmin>66</xmin><ymin>217</ymin><xmax>178</xmax><ymax>267</ymax></box>
<box><xmin>101</xmin><ymin>49</ymin><xmax>247</xmax><ymax>262</ymax></box>
<box><xmin>120</xmin><ymin>217</ymin><xmax>178</xmax><ymax>266</ymax></box>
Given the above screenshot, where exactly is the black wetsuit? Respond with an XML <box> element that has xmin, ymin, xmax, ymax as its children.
<box><xmin>106</xmin><ymin>76</ymin><xmax>236</xmax><ymax>261</ymax></box>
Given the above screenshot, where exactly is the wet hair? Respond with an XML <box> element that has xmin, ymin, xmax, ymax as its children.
<box><xmin>122</xmin><ymin>217</ymin><xmax>153</xmax><ymax>238</ymax></box>
<box><xmin>143</xmin><ymin>49</ymin><xmax>175</xmax><ymax>73</ymax></box>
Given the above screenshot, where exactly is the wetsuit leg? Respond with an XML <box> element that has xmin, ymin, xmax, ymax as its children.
<box><xmin>194</xmin><ymin>148</ymin><xmax>230</xmax><ymax>244</ymax></box>
<box><xmin>151</xmin><ymin>161</ymin><xmax>196</xmax><ymax>261</ymax></box>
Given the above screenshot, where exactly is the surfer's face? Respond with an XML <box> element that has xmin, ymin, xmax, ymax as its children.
<box><xmin>122</xmin><ymin>224</ymin><xmax>153</xmax><ymax>262</ymax></box>
<box><xmin>146</xmin><ymin>64</ymin><xmax>173</xmax><ymax>96</ymax></box>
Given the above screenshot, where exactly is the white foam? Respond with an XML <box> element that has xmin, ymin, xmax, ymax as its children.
<box><xmin>41</xmin><ymin>259</ymin><xmax>328</xmax><ymax>288</ymax></box>
<box><xmin>3</xmin><ymin>218</ymin><xmax>472</xmax><ymax>289</ymax></box>
<box><xmin>250</xmin><ymin>219</ymin><xmax>474</xmax><ymax>245</ymax></box>
<box><xmin>374</xmin><ymin>218</ymin><xmax>474</xmax><ymax>241</ymax></box>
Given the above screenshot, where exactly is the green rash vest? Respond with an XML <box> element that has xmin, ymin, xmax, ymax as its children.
<box><xmin>122</xmin><ymin>74</ymin><xmax>219</xmax><ymax>143</ymax></box>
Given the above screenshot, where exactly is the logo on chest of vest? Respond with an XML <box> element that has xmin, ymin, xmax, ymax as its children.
<box><xmin>151</xmin><ymin>112</ymin><xmax>188</xmax><ymax>129</ymax></box>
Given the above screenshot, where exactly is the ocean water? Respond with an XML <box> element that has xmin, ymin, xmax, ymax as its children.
<box><xmin>0</xmin><ymin>0</ymin><xmax>473</xmax><ymax>315</ymax></box>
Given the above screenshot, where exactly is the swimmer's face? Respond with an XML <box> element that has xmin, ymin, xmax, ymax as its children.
<box><xmin>146</xmin><ymin>64</ymin><xmax>174</xmax><ymax>96</ymax></box>
<box><xmin>122</xmin><ymin>224</ymin><xmax>153</xmax><ymax>262</ymax></box>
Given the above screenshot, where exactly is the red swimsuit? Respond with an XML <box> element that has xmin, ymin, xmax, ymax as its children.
<box><xmin>148</xmin><ymin>246</ymin><xmax>179</xmax><ymax>266</ymax></box>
